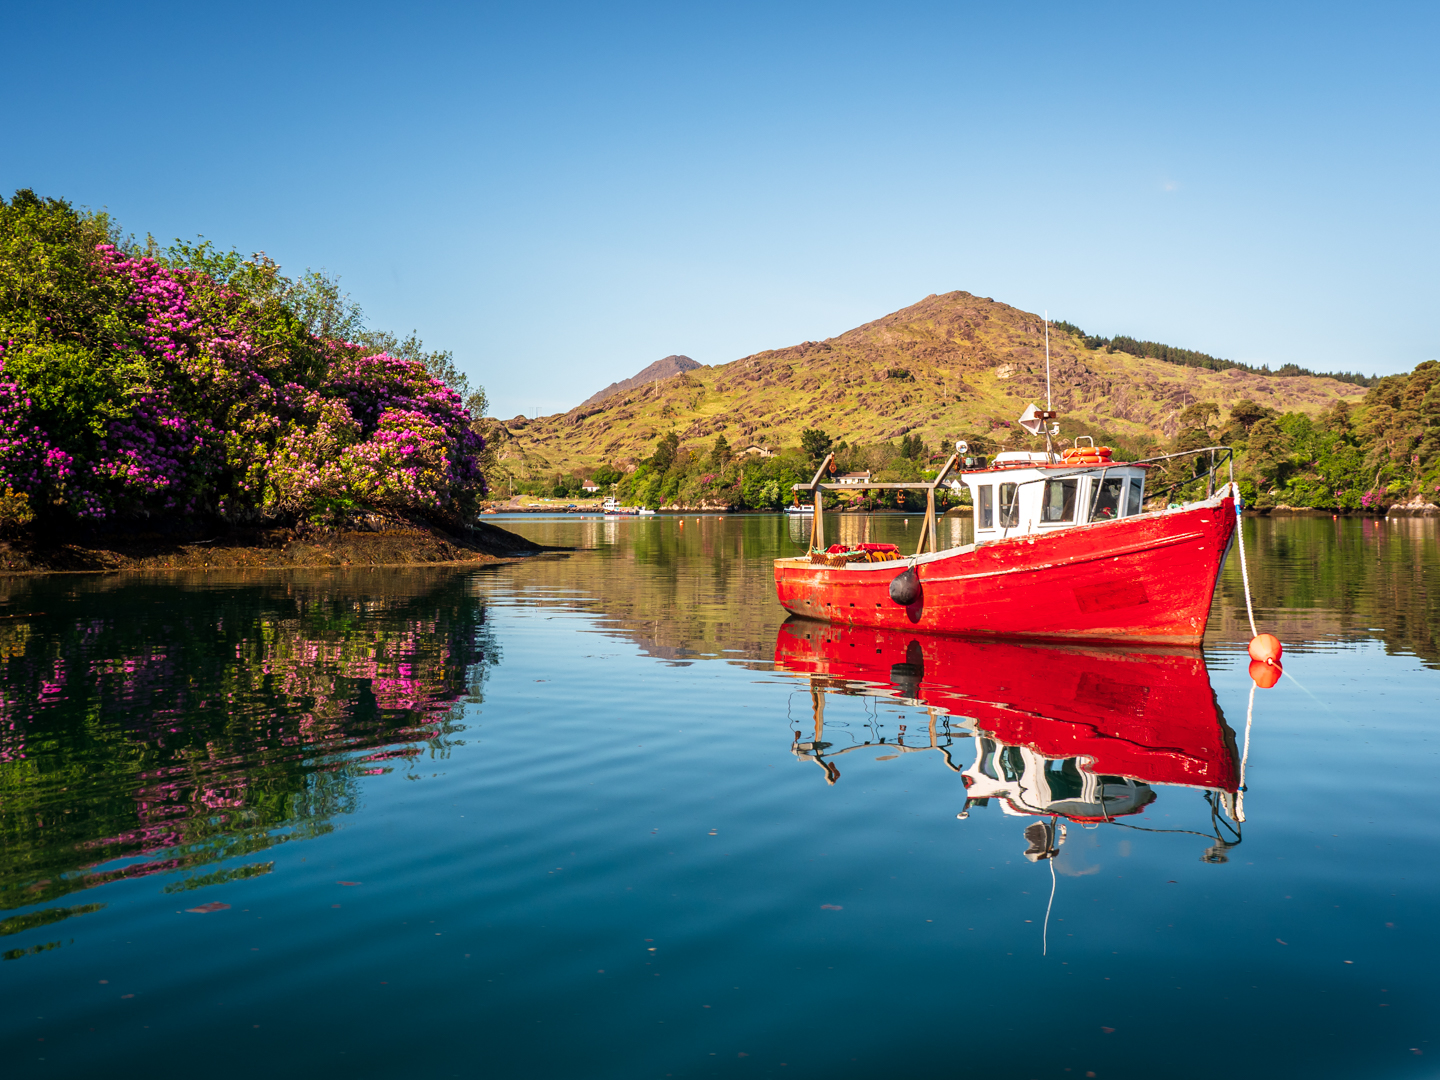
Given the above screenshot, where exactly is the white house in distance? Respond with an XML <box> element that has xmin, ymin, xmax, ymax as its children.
<box><xmin>836</xmin><ymin>471</ymin><xmax>871</xmax><ymax>485</ymax></box>
<box><xmin>582</xmin><ymin>480</ymin><xmax>601</xmax><ymax>493</ymax></box>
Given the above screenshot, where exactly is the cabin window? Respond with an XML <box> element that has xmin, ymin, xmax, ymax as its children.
<box><xmin>1000</xmin><ymin>746</ymin><xmax>1025</xmax><ymax>783</ymax></box>
<box><xmin>1041</xmin><ymin>478</ymin><xmax>1077</xmax><ymax>523</ymax></box>
<box><xmin>1091</xmin><ymin>477</ymin><xmax>1125</xmax><ymax>521</ymax></box>
<box><xmin>999</xmin><ymin>483</ymin><xmax>1019</xmax><ymax>527</ymax></box>
<box><xmin>1127</xmin><ymin>477</ymin><xmax>1145</xmax><ymax>515</ymax></box>
<box><xmin>977</xmin><ymin>485</ymin><xmax>994</xmax><ymax>529</ymax></box>
<box><xmin>1042</xmin><ymin>759</ymin><xmax>1086</xmax><ymax>801</ymax></box>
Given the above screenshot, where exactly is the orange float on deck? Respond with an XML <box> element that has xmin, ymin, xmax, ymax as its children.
<box><xmin>1061</xmin><ymin>446</ymin><xmax>1113</xmax><ymax>463</ymax></box>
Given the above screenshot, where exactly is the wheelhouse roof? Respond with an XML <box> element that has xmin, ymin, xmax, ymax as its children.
<box><xmin>959</xmin><ymin>461</ymin><xmax>1154</xmax><ymax>475</ymax></box>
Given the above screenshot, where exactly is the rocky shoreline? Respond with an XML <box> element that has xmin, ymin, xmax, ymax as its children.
<box><xmin>1261</xmin><ymin>500</ymin><xmax>1440</xmax><ymax>517</ymax></box>
<box><xmin>0</xmin><ymin>519</ymin><xmax>549</xmax><ymax>575</ymax></box>
<box><xmin>1384</xmin><ymin>496</ymin><xmax>1440</xmax><ymax>517</ymax></box>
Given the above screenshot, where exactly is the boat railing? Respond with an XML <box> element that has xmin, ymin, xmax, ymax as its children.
<box><xmin>977</xmin><ymin>444</ymin><xmax>1238</xmax><ymax>522</ymax></box>
<box><xmin>789</xmin><ymin>452</ymin><xmax>959</xmax><ymax>555</ymax></box>
<box><xmin>1130</xmin><ymin>444</ymin><xmax>1235</xmax><ymax>506</ymax></box>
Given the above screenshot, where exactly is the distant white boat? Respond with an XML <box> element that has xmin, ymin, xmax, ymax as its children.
<box><xmin>602</xmin><ymin>497</ymin><xmax>657</xmax><ymax>517</ymax></box>
<box><xmin>785</xmin><ymin>504</ymin><xmax>815</xmax><ymax>515</ymax></box>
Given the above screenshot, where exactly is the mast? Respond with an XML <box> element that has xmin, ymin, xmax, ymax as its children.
<box><xmin>1044</xmin><ymin>310</ymin><xmax>1052</xmax><ymax>411</ymax></box>
<box><xmin>1044</xmin><ymin>312</ymin><xmax>1053</xmax><ymax>461</ymax></box>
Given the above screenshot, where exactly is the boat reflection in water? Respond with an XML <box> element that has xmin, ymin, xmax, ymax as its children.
<box><xmin>773</xmin><ymin>619</ymin><xmax>1245</xmax><ymax>863</ymax></box>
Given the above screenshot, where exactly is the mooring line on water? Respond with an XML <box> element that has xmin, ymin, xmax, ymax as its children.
<box><xmin>1043</xmin><ymin>820</ymin><xmax>1058</xmax><ymax>958</ymax></box>
<box><xmin>1236</xmin><ymin>681</ymin><xmax>1256</xmax><ymax>822</ymax></box>
<box><xmin>1275</xmin><ymin>665</ymin><xmax>1330</xmax><ymax>712</ymax></box>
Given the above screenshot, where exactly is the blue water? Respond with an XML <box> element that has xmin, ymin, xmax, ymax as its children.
<box><xmin>1</xmin><ymin>514</ymin><xmax>1436</xmax><ymax>1078</ymax></box>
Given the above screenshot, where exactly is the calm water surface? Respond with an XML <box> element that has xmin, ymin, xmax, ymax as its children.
<box><xmin>2</xmin><ymin>513</ymin><xmax>1437</xmax><ymax>1078</ymax></box>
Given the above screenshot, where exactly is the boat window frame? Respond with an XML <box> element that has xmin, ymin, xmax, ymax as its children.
<box><xmin>977</xmin><ymin>484</ymin><xmax>994</xmax><ymax>530</ymax></box>
<box><xmin>1090</xmin><ymin>475</ymin><xmax>1126</xmax><ymax>522</ymax></box>
<box><xmin>999</xmin><ymin>482</ymin><xmax>1019</xmax><ymax>528</ymax></box>
<box><xmin>1126</xmin><ymin>476</ymin><xmax>1145</xmax><ymax>516</ymax></box>
<box><xmin>1040</xmin><ymin>478</ymin><xmax>1078</xmax><ymax>525</ymax></box>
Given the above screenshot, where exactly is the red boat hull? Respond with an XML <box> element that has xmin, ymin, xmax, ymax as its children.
<box><xmin>774</xmin><ymin>496</ymin><xmax>1236</xmax><ymax>646</ymax></box>
<box><xmin>773</xmin><ymin>623</ymin><xmax>1238</xmax><ymax>794</ymax></box>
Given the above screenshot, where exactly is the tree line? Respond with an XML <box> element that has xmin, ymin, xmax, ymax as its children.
<box><xmin>1051</xmin><ymin>319</ymin><xmax>1379</xmax><ymax>389</ymax></box>
<box><xmin>558</xmin><ymin>356</ymin><xmax>1438</xmax><ymax>514</ymax></box>
<box><xmin>1169</xmin><ymin>360</ymin><xmax>1440</xmax><ymax>510</ymax></box>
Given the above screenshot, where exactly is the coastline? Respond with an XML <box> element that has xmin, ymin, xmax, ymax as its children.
<box><xmin>0</xmin><ymin>519</ymin><xmax>550</xmax><ymax>576</ymax></box>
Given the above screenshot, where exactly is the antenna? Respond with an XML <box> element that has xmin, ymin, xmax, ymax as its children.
<box><xmin>1043</xmin><ymin>311</ymin><xmax>1054</xmax><ymax>461</ymax></box>
<box><xmin>1044</xmin><ymin>311</ymin><xmax>1051</xmax><ymax>411</ymax></box>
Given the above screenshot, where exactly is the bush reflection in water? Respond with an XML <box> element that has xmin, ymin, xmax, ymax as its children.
<box><xmin>0</xmin><ymin>570</ymin><xmax>497</xmax><ymax>930</ymax></box>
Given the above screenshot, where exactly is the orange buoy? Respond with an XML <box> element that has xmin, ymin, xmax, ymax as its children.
<box><xmin>1248</xmin><ymin>633</ymin><xmax>1283</xmax><ymax>665</ymax></box>
<box><xmin>1249</xmin><ymin>659</ymin><xmax>1282</xmax><ymax>688</ymax></box>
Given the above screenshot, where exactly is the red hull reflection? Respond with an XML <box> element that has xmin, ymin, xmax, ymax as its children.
<box><xmin>774</xmin><ymin>620</ymin><xmax>1240</xmax><ymax>816</ymax></box>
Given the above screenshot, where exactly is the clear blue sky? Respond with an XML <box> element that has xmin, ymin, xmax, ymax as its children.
<box><xmin>4</xmin><ymin>1</ymin><xmax>1435</xmax><ymax>418</ymax></box>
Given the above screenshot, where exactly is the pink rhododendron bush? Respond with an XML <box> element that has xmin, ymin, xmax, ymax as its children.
<box><xmin>0</xmin><ymin>190</ymin><xmax>484</xmax><ymax>527</ymax></box>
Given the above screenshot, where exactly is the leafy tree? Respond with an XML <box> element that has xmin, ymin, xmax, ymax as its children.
<box><xmin>1246</xmin><ymin>418</ymin><xmax>1288</xmax><ymax>493</ymax></box>
<box><xmin>1178</xmin><ymin>401</ymin><xmax>1220</xmax><ymax>434</ymax></box>
<box><xmin>464</xmin><ymin>388</ymin><xmax>490</xmax><ymax>421</ymax></box>
<box><xmin>799</xmin><ymin>428</ymin><xmax>832</xmax><ymax>462</ymax></box>
<box><xmin>1321</xmin><ymin>399</ymin><xmax>1352</xmax><ymax>434</ymax></box>
<box><xmin>649</xmin><ymin>431</ymin><xmax>680</xmax><ymax>472</ymax></box>
<box><xmin>1227</xmin><ymin>399</ymin><xmax>1273</xmax><ymax>433</ymax></box>
<box><xmin>709</xmin><ymin>434</ymin><xmax>732</xmax><ymax>470</ymax></box>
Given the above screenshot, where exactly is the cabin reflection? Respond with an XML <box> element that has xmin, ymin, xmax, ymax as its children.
<box><xmin>774</xmin><ymin>620</ymin><xmax>1244</xmax><ymax>861</ymax></box>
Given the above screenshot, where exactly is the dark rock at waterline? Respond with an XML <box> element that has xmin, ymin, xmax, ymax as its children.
<box><xmin>0</xmin><ymin>518</ymin><xmax>550</xmax><ymax>575</ymax></box>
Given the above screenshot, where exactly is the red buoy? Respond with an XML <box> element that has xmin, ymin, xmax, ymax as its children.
<box><xmin>1248</xmin><ymin>633</ymin><xmax>1283</xmax><ymax>665</ymax></box>
<box><xmin>1249</xmin><ymin>659</ymin><xmax>1282</xmax><ymax>689</ymax></box>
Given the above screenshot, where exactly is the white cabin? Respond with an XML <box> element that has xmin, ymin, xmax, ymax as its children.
<box><xmin>952</xmin><ymin>453</ymin><xmax>1147</xmax><ymax>542</ymax></box>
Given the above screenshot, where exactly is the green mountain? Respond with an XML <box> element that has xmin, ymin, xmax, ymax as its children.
<box><xmin>496</xmin><ymin>291</ymin><xmax>1367</xmax><ymax>478</ymax></box>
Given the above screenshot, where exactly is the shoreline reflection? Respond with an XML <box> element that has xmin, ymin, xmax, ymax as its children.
<box><xmin>0</xmin><ymin>571</ymin><xmax>497</xmax><ymax>946</ymax></box>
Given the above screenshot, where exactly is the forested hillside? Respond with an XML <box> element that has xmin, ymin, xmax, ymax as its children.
<box><xmin>494</xmin><ymin>291</ymin><xmax>1435</xmax><ymax>513</ymax></box>
<box><xmin>0</xmin><ymin>191</ymin><xmax>485</xmax><ymax>531</ymax></box>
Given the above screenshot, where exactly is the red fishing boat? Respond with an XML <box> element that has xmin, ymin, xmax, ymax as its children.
<box><xmin>775</xmin><ymin>438</ymin><xmax>1239</xmax><ymax>646</ymax></box>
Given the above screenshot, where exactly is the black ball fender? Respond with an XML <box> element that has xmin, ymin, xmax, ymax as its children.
<box><xmin>888</xmin><ymin>567</ymin><xmax>921</xmax><ymax>606</ymax></box>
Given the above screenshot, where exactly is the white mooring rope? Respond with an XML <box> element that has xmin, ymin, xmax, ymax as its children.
<box><xmin>1043</xmin><ymin>849</ymin><xmax>1057</xmax><ymax>957</ymax></box>
<box><xmin>1234</xmin><ymin>486</ymin><xmax>1259</xmax><ymax>640</ymax></box>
